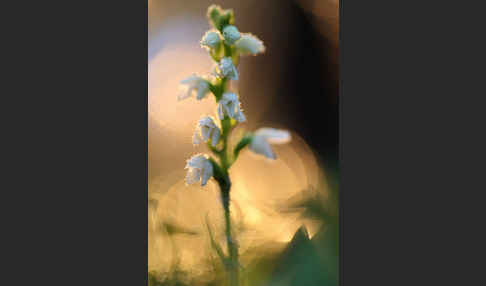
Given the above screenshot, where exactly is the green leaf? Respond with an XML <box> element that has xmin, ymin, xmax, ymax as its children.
<box><xmin>205</xmin><ymin>215</ymin><xmax>228</xmax><ymax>264</ymax></box>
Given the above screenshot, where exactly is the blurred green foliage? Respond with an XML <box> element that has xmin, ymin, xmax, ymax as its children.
<box><xmin>149</xmin><ymin>171</ymin><xmax>339</xmax><ymax>286</ymax></box>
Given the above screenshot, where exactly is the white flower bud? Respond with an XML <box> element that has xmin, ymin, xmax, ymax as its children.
<box><xmin>178</xmin><ymin>74</ymin><xmax>211</xmax><ymax>101</ymax></box>
<box><xmin>193</xmin><ymin>116</ymin><xmax>221</xmax><ymax>147</ymax></box>
<box><xmin>249</xmin><ymin>128</ymin><xmax>291</xmax><ymax>159</ymax></box>
<box><xmin>217</xmin><ymin>92</ymin><xmax>246</xmax><ymax>122</ymax></box>
<box><xmin>234</xmin><ymin>33</ymin><xmax>265</xmax><ymax>55</ymax></box>
<box><xmin>200</xmin><ymin>30</ymin><xmax>222</xmax><ymax>50</ymax></box>
<box><xmin>185</xmin><ymin>154</ymin><xmax>213</xmax><ymax>186</ymax></box>
<box><xmin>222</xmin><ymin>25</ymin><xmax>241</xmax><ymax>44</ymax></box>
<box><xmin>218</xmin><ymin>57</ymin><xmax>238</xmax><ymax>80</ymax></box>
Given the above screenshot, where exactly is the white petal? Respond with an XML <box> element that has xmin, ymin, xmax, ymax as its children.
<box><xmin>200</xmin><ymin>161</ymin><xmax>213</xmax><ymax>186</ymax></box>
<box><xmin>179</xmin><ymin>74</ymin><xmax>210</xmax><ymax>101</ymax></box>
<box><xmin>193</xmin><ymin>130</ymin><xmax>202</xmax><ymax>145</ymax></box>
<box><xmin>186</xmin><ymin>154</ymin><xmax>206</xmax><ymax>168</ymax></box>
<box><xmin>235</xmin><ymin>33</ymin><xmax>265</xmax><ymax>55</ymax></box>
<box><xmin>222</xmin><ymin>25</ymin><xmax>241</xmax><ymax>44</ymax></box>
<box><xmin>200</xmin><ymin>30</ymin><xmax>221</xmax><ymax>49</ymax></box>
<box><xmin>199</xmin><ymin>116</ymin><xmax>215</xmax><ymax>128</ymax></box>
<box><xmin>196</xmin><ymin>81</ymin><xmax>210</xmax><ymax>100</ymax></box>
<box><xmin>177</xmin><ymin>88</ymin><xmax>192</xmax><ymax>101</ymax></box>
<box><xmin>200</xmin><ymin>126</ymin><xmax>211</xmax><ymax>142</ymax></box>
<box><xmin>211</xmin><ymin>128</ymin><xmax>220</xmax><ymax>147</ymax></box>
<box><xmin>234</xmin><ymin>102</ymin><xmax>246</xmax><ymax>122</ymax></box>
<box><xmin>185</xmin><ymin>168</ymin><xmax>201</xmax><ymax>185</ymax></box>
<box><xmin>222</xmin><ymin>92</ymin><xmax>238</xmax><ymax>102</ymax></box>
<box><xmin>230</xmin><ymin>64</ymin><xmax>238</xmax><ymax>80</ymax></box>
<box><xmin>219</xmin><ymin>58</ymin><xmax>238</xmax><ymax>80</ymax></box>
<box><xmin>219</xmin><ymin>93</ymin><xmax>244</xmax><ymax>121</ymax></box>
<box><xmin>249</xmin><ymin>135</ymin><xmax>276</xmax><ymax>159</ymax></box>
<box><xmin>255</xmin><ymin>128</ymin><xmax>291</xmax><ymax>144</ymax></box>
<box><xmin>217</xmin><ymin>103</ymin><xmax>225</xmax><ymax>120</ymax></box>
<box><xmin>180</xmin><ymin>74</ymin><xmax>201</xmax><ymax>85</ymax></box>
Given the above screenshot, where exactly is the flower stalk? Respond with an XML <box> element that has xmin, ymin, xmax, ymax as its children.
<box><xmin>178</xmin><ymin>5</ymin><xmax>290</xmax><ymax>285</ymax></box>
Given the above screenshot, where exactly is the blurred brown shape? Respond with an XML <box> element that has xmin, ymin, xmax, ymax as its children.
<box><xmin>297</xmin><ymin>0</ymin><xmax>339</xmax><ymax>102</ymax></box>
<box><xmin>297</xmin><ymin>0</ymin><xmax>339</xmax><ymax>47</ymax></box>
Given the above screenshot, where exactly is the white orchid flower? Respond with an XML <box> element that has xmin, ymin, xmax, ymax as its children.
<box><xmin>222</xmin><ymin>25</ymin><xmax>241</xmax><ymax>44</ymax></box>
<box><xmin>200</xmin><ymin>30</ymin><xmax>222</xmax><ymax>50</ymax></box>
<box><xmin>217</xmin><ymin>92</ymin><xmax>246</xmax><ymax>122</ymax></box>
<box><xmin>249</xmin><ymin>128</ymin><xmax>291</xmax><ymax>159</ymax></box>
<box><xmin>234</xmin><ymin>33</ymin><xmax>265</xmax><ymax>55</ymax></box>
<box><xmin>178</xmin><ymin>74</ymin><xmax>211</xmax><ymax>101</ymax></box>
<box><xmin>218</xmin><ymin>57</ymin><xmax>238</xmax><ymax>80</ymax></box>
<box><xmin>193</xmin><ymin>116</ymin><xmax>221</xmax><ymax>147</ymax></box>
<box><xmin>185</xmin><ymin>154</ymin><xmax>214</xmax><ymax>186</ymax></box>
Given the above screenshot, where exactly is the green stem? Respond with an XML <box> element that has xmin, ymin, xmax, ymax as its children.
<box><xmin>219</xmin><ymin>116</ymin><xmax>231</xmax><ymax>169</ymax></box>
<box><xmin>209</xmin><ymin>37</ymin><xmax>239</xmax><ymax>286</ymax></box>
<box><xmin>217</xmin><ymin>100</ymin><xmax>239</xmax><ymax>286</ymax></box>
<box><xmin>218</xmin><ymin>175</ymin><xmax>238</xmax><ymax>286</ymax></box>
<box><xmin>224</xmin><ymin>43</ymin><xmax>232</xmax><ymax>58</ymax></box>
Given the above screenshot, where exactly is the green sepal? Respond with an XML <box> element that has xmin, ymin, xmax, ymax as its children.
<box><xmin>207</xmin><ymin>5</ymin><xmax>234</xmax><ymax>31</ymax></box>
<box><xmin>219</xmin><ymin>9</ymin><xmax>235</xmax><ymax>30</ymax></box>
<box><xmin>208</xmin><ymin>82</ymin><xmax>219</xmax><ymax>100</ymax></box>
<box><xmin>207</xmin><ymin>5</ymin><xmax>222</xmax><ymax>29</ymax></box>
<box><xmin>209</xmin><ymin>41</ymin><xmax>223</xmax><ymax>62</ymax></box>
<box><xmin>221</xmin><ymin>116</ymin><xmax>231</xmax><ymax>135</ymax></box>
<box><xmin>231</xmin><ymin>47</ymin><xmax>240</xmax><ymax>66</ymax></box>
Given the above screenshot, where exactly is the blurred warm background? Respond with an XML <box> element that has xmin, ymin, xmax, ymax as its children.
<box><xmin>148</xmin><ymin>1</ymin><xmax>339</xmax><ymax>285</ymax></box>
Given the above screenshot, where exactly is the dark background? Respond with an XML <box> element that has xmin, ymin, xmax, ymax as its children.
<box><xmin>282</xmin><ymin>2</ymin><xmax>339</xmax><ymax>172</ymax></box>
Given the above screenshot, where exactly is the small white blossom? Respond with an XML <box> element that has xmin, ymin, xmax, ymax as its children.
<box><xmin>200</xmin><ymin>30</ymin><xmax>222</xmax><ymax>50</ymax></box>
<box><xmin>178</xmin><ymin>74</ymin><xmax>211</xmax><ymax>101</ymax></box>
<box><xmin>222</xmin><ymin>25</ymin><xmax>241</xmax><ymax>44</ymax></box>
<box><xmin>218</xmin><ymin>57</ymin><xmax>238</xmax><ymax>80</ymax></box>
<box><xmin>217</xmin><ymin>92</ymin><xmax>246</xmax><ymax>122</ymax></box>
<box><xmin>249</xmin><ymin>128</ymin><xmax>291</xmax><ymax>159</ymax></box>
<box><xmin>185</xmin><ymin>154</ymin><xmax>213</xmax><ymax>186</ymax></box>
<box><xmin>193</xmin><ymin>116</ymin><xmax>221</xmax><ymax>147</ymax></box>
<box><xmin>234</xmin><ymin>33</ymin><xmax>265</xmax><ymax>55</ymax></box>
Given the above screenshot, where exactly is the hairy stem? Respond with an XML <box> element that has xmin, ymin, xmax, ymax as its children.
<box><xmin>210</xmin><ymin>34</ymin><xmax>239</xmax><ymax>286</ymax></box>
<box><xmin>218</xmin><ymin>175</ymin><xmax>238</xmax><ymax>286</ymax></box>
